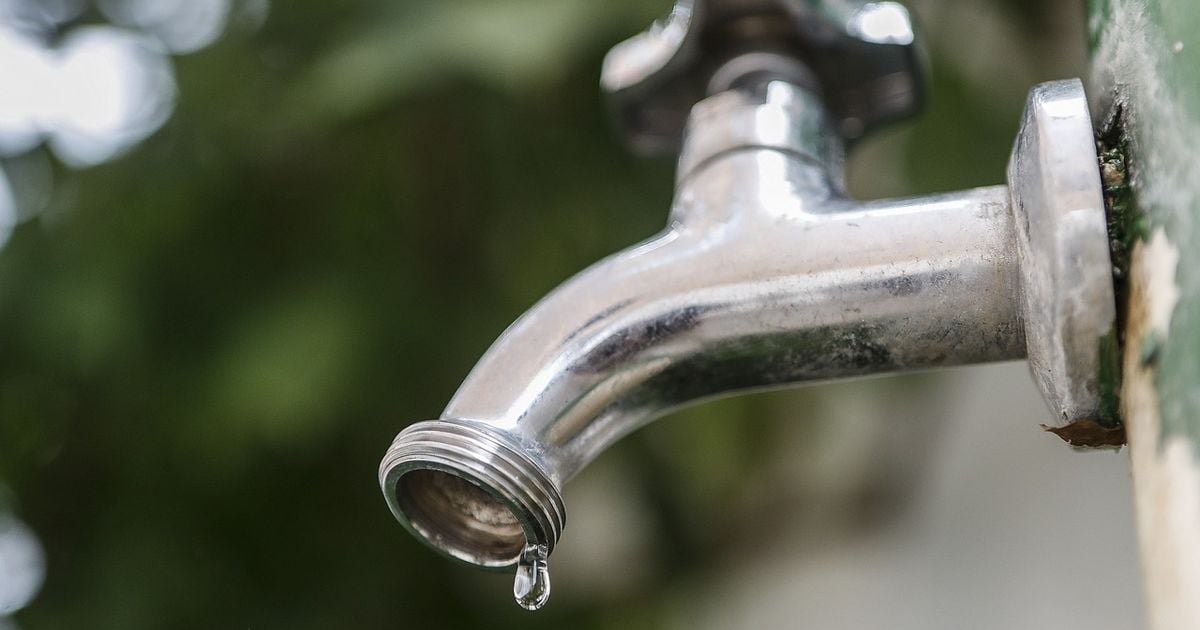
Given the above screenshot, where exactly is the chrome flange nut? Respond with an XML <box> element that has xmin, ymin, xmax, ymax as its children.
<box><xmin>1007</xmin><ymin>79</ymin><xmax>1117</xmax><ymax>426</ymax></box>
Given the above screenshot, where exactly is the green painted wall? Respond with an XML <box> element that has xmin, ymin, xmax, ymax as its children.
<box><xmin>1089</xmin><ymin>1</ymin><xmax>1200</xmax><ymax>627</ymax></box>
<box><xmin>1090</xmin><ymin>0</ymin><xmax>1200</xmax><ymax>445</ymax></box>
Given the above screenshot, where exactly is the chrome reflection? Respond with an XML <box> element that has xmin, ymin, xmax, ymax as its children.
<box><xmin>848</xmin><ymin>2</ymin><xmax>916</xmax><ymax>46</ymax></box>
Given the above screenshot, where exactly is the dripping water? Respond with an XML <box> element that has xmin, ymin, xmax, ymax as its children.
<box><xmin>513</xmin><ymin>543</ymin><xmax>550</xmax><ymax>611</ymax></box>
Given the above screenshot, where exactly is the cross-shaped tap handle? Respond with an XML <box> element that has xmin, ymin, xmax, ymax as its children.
<box><xmin>602</xmin><ymin>0</ymin><xmax>925</xmax><ymax>154</ymax></box>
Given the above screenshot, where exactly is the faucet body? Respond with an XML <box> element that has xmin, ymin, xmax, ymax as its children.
<box><xmin>379</xmin><ymin>1</ymin><xmax>1116</xmax><ymax>610</ymax></box>
<box><xmin>440</xmin><ymin>84</ymin><xmax>1022</xmax><ymax>487</ymax></box>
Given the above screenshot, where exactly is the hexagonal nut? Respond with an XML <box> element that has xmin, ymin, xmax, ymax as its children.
<box><xmin>1007</xmin><ymin>79</ymin><xmax>1117</xmax><ymax>426</ymax></box>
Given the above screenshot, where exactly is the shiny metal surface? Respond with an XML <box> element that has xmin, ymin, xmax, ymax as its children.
<box><xmin>380</xmin><ymin>81</ymin><xmax>1048</xmax><ymax>573</ymax></box>
<box><xmin>379</xmin><ymin>2</ymin><xmax>1114</xmax><ymax>589</ymax></box>
<box><xmin>601</xmin><ymin>0</ymin><xmax>924</xmax><ymax>153</ymax></box>
<box><xmin>677</xmin><ymin>81</ymin><xmax>842</xmax><ymax>183</ymax></box>
<box><xmin>381</xmin><ymin>79</ymin><xmax>1116</xmax><ymax>578</ymax></box>
<box><xmin>1007</xmin><ymin>79</ymin><xmax>1116</xmax><ymax>425</ymax></box>
<box><xmin>380</xmin><ymin>419</ymin><xmax>565</xmax><ymax>568</ymax></box>
<box><xmin>379</xmin><ymin>0</ymin><xmax>1118</xmax><ymax>580</ymax></box>
<box><xmin>445</xmin><ymin>163</ymin><xmax>1022</xmax><ymax>484</ymax></box>
<box><xmin>379</xmin><ymin>80</ymin><xmax>1115</xmax><ymax>587</ymax></box>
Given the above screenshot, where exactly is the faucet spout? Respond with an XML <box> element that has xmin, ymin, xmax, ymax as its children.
<box><xmin>379</xmin><ymin>82</ymin><xmax>1026</xmax><ymax>576</ymax></box>
<box><xmin>378</xmin><ymin>0</ymin><xmax>1119</xmax><ymax>606</ymax></box>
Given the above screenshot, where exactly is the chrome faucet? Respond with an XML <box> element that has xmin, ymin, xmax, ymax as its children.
<box><xmin>379</xmin><ymin>0</ymin><xmax>1116</xmax><ymax>610</ymax></box>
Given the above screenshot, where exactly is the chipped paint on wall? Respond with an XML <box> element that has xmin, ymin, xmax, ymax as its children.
<box><xmin>1091</xmin><ymin>0</ymin><xmax>1200</xmax><ymax>446</ymax></box>
<box><xmin>1122</xmin><ymin>230</ymin><xmax>1198</xmax><ymax>630</ymax></box>
<box><xmin>1091</xmin><ymin>0</ymin><xmax>1200</xmax><ymax>627</ymax></box>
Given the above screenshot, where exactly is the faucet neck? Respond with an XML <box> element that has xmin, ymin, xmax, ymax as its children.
<box><xmin>676</xmin><ymin>81</ymin><xmax>844</xmax><ymax>192</ymax></box>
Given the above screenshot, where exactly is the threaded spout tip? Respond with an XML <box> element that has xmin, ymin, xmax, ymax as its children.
<box><xmin>379</xmin><ymin>419</ymin><xmax>565</xmax><ymax>569</ymax></box>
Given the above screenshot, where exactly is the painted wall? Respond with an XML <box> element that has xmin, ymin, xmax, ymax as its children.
<box><xmin>1089</xmin><ymin>1</ymin><xmax>1200</xmax><ymax>627</ymax></box>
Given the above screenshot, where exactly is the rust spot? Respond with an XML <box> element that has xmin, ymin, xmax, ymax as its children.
<box><xmin>1042</xmin><ymin>420</ymin><xmax>1128</xmax><ymax>448</ymax></box>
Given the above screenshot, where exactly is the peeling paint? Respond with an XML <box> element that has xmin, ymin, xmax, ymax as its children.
<box><xmin>1043</xmin><ymin>419</ymin><xmax>1126</xmax><ymax>449</ymax></box>
<box><xmin>1091</xmin><ymin>0</ymin><xmax>1200</xmax><ymax>447</ymax></box>
<box><xmin>1138</xmin><ymin>229</ymin><xmax>1181</xmax><ymax>340</ymax></box>
<box><xmin>1123</xmin><ymin>234</ymin><xmax>1200</xmax><ymax>630</ymax></box>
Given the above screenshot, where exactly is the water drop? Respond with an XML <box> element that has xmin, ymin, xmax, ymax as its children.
<box><xmin>512</xmin><ymin>543</ymin><xmax>550</xmax><ymax>611</ymax></box>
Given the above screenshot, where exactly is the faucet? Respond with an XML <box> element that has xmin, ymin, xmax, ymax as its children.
<box><xmin>379</xmin><ymin>0</ymin><xmax>1117</xmax><ymax>610</ymax></box>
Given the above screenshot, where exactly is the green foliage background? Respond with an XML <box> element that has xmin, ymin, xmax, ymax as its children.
<box><xmin>0</xmin><ymin>1</ymin><xmax>1087</xmax><ymax>627</ymax></box>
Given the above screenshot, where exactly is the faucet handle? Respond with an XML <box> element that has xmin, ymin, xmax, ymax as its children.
<box><xmin>602</xmin><ymin>0</ymin><xmax>925</xmax><ymax>154</ymax></box>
